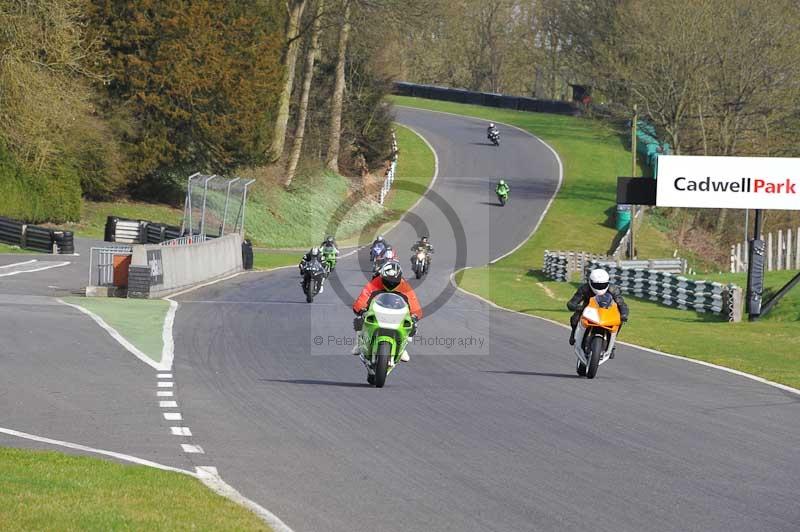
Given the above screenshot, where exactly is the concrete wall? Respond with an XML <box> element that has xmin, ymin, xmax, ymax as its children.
<box><xmin>129</xmin><ymin>233</ymin><xmax>243</xmax><ymax>298</ymax></box>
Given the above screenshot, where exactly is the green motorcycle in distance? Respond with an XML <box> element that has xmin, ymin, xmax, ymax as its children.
<box><xmin>356</xmin><ymin>292</ymin><xmax>414</xmax><ymax>388</ymax></box>
<box><xmin>322</xmin><ymin>248</ymin><xmax>337</xmax><ymax>274</ymax></box>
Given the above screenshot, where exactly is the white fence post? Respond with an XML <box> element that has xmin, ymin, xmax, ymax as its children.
<box><xmin>767</xmin><ymin>232</ymin><xmax>773</xmax><ymax>271</ymax></box>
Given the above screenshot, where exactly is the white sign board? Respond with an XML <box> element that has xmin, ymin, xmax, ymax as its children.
<box><xmin>657</xmin><ymin>155</ymin><xmax>800</xmax><ymax>210</ymax></box>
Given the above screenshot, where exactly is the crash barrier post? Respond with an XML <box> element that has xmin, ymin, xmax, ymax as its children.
<box><xmin>393</xmin><ymin>81</ymin><xmax>580</xmax><ymax>116</ymax></box>
<box><xmin>378</xmin><ymin>131</ymin><xmax>399</xmax><ymax>205</ymax></box>
<box><xmin>730</xmin><ymin>227</ymin><xmax>800</xmax><ymax>273</ymax></box>
<box><xmin>0</xmin><ymin>216</ymin><xmax>75</xmax><ymax>254</ymax></box>
<box><xmin>242</xmin><ymin>239</ymin><xmax>254</xmax><ymax>270</ymax></box>
<box><xmin>127</xmin><ymin>233</ymin><xmax>243</xmax><ymax>299</ymax></box>
<box><xmin>584</xmin><ymin>259</ymin><xmax>742</xmax><ymax>322</ymax></box>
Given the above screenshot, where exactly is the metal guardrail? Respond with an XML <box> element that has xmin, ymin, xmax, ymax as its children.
<box><xmin>88</xmin><ymin>245</ymin><xmax>133</xmax><ymax>287</ymax></box>
<box><xmin>160</xmin><ymin>234</ymin><xmax>207</xmax><ymax>247</ymax></box>
<box><xmin>378</xmin><ymin>131</ymin><xmax>398</xmax><ymax>205</ymax></box>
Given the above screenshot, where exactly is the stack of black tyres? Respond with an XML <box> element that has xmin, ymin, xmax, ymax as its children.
<box><xmin>242</xmin><ymin>239</ymin><xmax>253</xmax><ymax>270</ymax></box>
<box><xmin>52</xmin><ymin>231</ymin><xmax>74</xmax><ymax>254</ymax></box>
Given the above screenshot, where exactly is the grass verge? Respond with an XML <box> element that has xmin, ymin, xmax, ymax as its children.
<box><xmin>63</xmin><ymin>297</ymin><xmax>169</xmax><ymax>365</ymax></box>
<box><xmin>253</xmin><ymin>250</ymin><xmax>299</xmax><ymax>270</ymax></box>
<box><xmin>0</xmin><ymin>447</ymin><xmax>270</xmax><ymax>530</ymax></box>
<box><xmin>0</xmin><ymin>243</ymin><xmax>43</xmax><ymax>254</ymax></box>
<box><xmin>392</xmin><ymin>96</ymin><xmax>800</xmax><ymax>389</ymax></box>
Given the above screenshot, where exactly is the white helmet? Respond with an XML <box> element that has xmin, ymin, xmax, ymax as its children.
<box><xmin>589</xmin><ymin>268</ymin><xmax>610</xmax><ymax>296</ymax></box>
<box><xmin>489</xmin><ymin>123</ymin><xmax>495</xmax><ymax>128</ymax></box>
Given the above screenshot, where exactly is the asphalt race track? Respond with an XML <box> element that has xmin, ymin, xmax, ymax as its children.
<box><xmin>168</xmin><ymin>108</ymin><xmax>799</xmax><ymax>532</ymax></box>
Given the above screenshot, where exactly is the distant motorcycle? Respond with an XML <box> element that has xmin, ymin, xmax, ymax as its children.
<box><xmin>410</xmin><ymin>247</ymin><xmax>432</xmax><ymax>279</ymax></box>
<box><xmin>573</xmin><ymin>292</ymin><xmax>622</xmax><ymax>379</ymax></box>
<box><xmin>488</xmin><ymin>128</ymin><xmax>500</xmax><ymax>146</ymax></box>
<box><xmin>372</xmin><ymin>247</ymin><xmax>397</xmax><ymax>276</ymax></box>
<box><xmin>322</xmin><ymin>248</ymin><xmax>337</xmax><ymax>274</ymax></box>
<box><xmin>496</xmin><ymin>188</ymin><xmax>509</xmax><ymax>206</ymax></box>
<box><xmin>301</xmin><ymin>260</ymin><xmax>326</xmax><ymax>303</ymax></box>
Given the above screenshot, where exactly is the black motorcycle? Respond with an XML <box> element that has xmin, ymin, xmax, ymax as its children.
<box><xmin>301</xmin><ymin>260</ymin><xmax>326</xmax><ymax>303</ymax></box>
<box><xmin>488</xmin><ymin>129</ymin><xmax>500</xmax><ymax>146</ymax></box>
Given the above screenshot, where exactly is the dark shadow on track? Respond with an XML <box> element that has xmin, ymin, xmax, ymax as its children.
<box><xmin>261</xmin><ymin>378</ymin><xmax>368</xmax><ymax>388</ymax></box>
<box><xmin>484</xmin><ymin>370</ymin><xmax>579</xmax><ymax>379</ymax></box>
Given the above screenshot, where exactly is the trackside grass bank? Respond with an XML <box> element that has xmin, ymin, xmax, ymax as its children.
<box><xmin>0</xmin><ymin>447</ymin><xmax>270</xmax><ymax>530</ymax></box>
<box><xmin>252</xmin><ymin>123</ymin><xmax>436</xmax><ymax>266</ymax></box>
<box><xmin>390</xmin><ymin>96</ymin><xmax>800</xmax><ymax>389</ymax></box>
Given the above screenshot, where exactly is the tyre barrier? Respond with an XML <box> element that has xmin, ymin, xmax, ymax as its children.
<box><xmin>242</xmin><ymin>239</ymin><xmax>254</xmax><ymax>270</ymax></box>
<box><xmin>106</xmin><ymin>216</ymin><xmax>183</xmax><ymax>245</ymax></box>
<box><xmin>24</xmin><ymin>225</ymin><xmax>54</xmax><ymax>253</ymax></box>
<box><xmin>584</xmin><ymin>260</ymin><xmax>742</xmax><ymax>321</ymax></box>
<box><xmin>0</xmin><ymin>217</ymin><xmax>23</xmax><ymax>246</ymax></box>
<box><xmin>393</xmin><ymin>81</ymin><xmax>580</xmax><ymax>116</ymax></box>
<box><xmin>52</xmin><ymin>231</ymin><xmax>74</xmax><ymax>255</ymax></box>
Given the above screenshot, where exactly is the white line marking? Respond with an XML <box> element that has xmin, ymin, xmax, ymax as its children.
<box><xmin>58</xmin><ymin>299</ymin><xmax>169</xmax><ymax>371</ymax></box>
<box><xmin>157</xmin><ymin>381</ymin><xmax>174</xmax><ymax>388</ymax></box>
<box><xmin>0</xmin><ymin>259</ymin><xmax>37</xmax><ymax>269</ymax></box>
<box><xmin>159</xmin><ymin>401</ymin><xmax>178</xmax><ymax>408</ymax></box>
<box><xmin>157</xmin><ymin>391</ymin><xmax>174</xmax><ymax>397</ymax></box>
<box><xmin>195</xmin><ymin>466</ymin><xmax>296</xmax><ymax>532</ymax></box>
<box><xmin>0</xmin><ymin>426</ymin><xmax>192</xmax><ymax>475</ymax></box>
<box><xmin>160</xmin><ymin>299</ymin><xmax>178</xmax><ymax>371</ymax></box>
<box><xmin>171</xmin><ymin>426</ymin><xmax>192</xmax><ymax>436</ymax></box>
<box><xmin>0</xmin><ymin>261</ymin><xmax>70</xmax><ymax>277</ymax></box>
<box><xmin>158</xmin><ymin>373</ymin><xmax>173</xmax><ymax>379</ymax></box>
<box><xmin>0</xmin><ymin>425</ymin><xmax>293</xmax><ymax>530</ymax></box>
<box><xmin>163</xmin><ymin>412</ymin><xmax>182</xmax><ymax>421</ymax></box>
<box><xmin>181</xmin><ymin>444</ymin><xmax>204</xmax><ymax>454</ymax></box>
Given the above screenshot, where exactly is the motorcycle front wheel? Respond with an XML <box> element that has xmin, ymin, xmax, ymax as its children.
<box><xmin>587</xmin><ymin>335</ymin><xmax>604</xmax><ymax>379</ymax></box>
<box><xmin>373</xmin><ymin>341</ymin><xmax>391</xmax><ymax>388</ymax></box>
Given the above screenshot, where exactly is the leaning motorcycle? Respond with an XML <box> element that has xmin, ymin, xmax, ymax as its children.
<box><xmin>411</xmin><ymin>248</ymin><xmax>431</xmax><ymax>279</ymax></box>
<box><xmin>573</xmin><ymin>292</ymin><xmax>621</xmax><ymax>379</ymax></box>
<box><xmin>301</xmin><ymin>260</ymin><xmax>326</xmax><ymax>303</ymax></box>
<box><xmin>355</xmin><ymin>292</ymin><xmax>414</xmax><ymax>388</ymax></box>
<box><xmin>488</xmin><ymin>129</ymin><xmax>500</xmax><ymax>146</ymax></box>
<box><xmin>496</xmin><ymin>188</ymin><xmax>509</xmax><ymax>206</ymax></box>
<box><xmin>372</xmin><ymin>248</ymin><xmax>397</xmax><ymax>276</ymax></box>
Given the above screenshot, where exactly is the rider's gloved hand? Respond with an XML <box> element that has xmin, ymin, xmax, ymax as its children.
<box><xmin>353</xmin><ymin>313</ymin><xmax>365</xmax><ymax>331</ymax></box>
<box><xmin>409</xmin><ymin>315</ymin><xmax>419</xmax><ymax>337</ymax></box>
<box><xmin>621</xmin><ymin>315</ymin><xmax>628</xmax><ymax>323</ymax></box>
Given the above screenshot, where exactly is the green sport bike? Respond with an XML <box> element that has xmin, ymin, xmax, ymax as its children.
<box><xmin>355</xmin><ymin>292</ymin><xmax>414</xmax><ymax>388</ymax></box>
<box><xmin>321</xmin><ymin>248</ymin><xmax>337</xmax><ymax>274</ymax></box>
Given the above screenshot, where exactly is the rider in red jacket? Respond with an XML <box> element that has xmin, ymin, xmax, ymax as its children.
<box><xmin>352</xmin><ymin>260</ymin><xmax>422</xmax><ymax>361</ymax></box>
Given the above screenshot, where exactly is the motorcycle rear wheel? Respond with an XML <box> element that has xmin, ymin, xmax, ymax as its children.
<box><xmin>587</xmin><ymin>336</ymin><xmax>604</xmax><ymax>379</ymax></box>
<box><xmin>374</xmin><ymin>341</ymin><xmax>391</xmax><ymax>388</ymax></box>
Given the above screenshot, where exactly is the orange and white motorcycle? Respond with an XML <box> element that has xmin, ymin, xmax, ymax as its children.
<box><xmin>574</xmin><ymin>293</ymin><xmax>622</xmax><ymax>379</ymax></box>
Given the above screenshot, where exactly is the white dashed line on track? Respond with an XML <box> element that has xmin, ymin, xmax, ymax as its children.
<box><xmin>163</xmin><ymin>412</ymin><xmax>182</xmax><ymax>421</ymax></box>
<box><xmin>157</xmin><ymin>391</ymin><xmax>173</xmax><ymax>397</ymax></box>
<box><xmin>157</xmin><ymin>381</ymin><xmax>174</xmax><ymax>388</ymax></box>
<box><xmin>171</xmin><ymin>426</ymin><xmax>192</xmax><ymax>436</ymax></box>
<box><xmin>158</xmin><ymin>373</ymin><xmax>173</xmax><ymax>379</ymax></box>
<box><xmin>159</xmin><ymin>401</ymin><xmax>178</xmax><ymax>408</ymax></box>
<box><xmin>181</xmin><ymin>444</ymin><xmax>204</xmax><ymax>454</ymax></box>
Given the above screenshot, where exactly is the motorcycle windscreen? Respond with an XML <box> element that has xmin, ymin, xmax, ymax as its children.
<box><xmin>371</xmin><ymin>292</ymin><xmax>409</xmax><ymax>329</ymax></box>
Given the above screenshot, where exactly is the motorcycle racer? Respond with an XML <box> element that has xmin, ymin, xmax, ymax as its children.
<box><xmin>567</xmin><ymin>269</ymin><xmax>629</xmax><ymax>358</ymax></box>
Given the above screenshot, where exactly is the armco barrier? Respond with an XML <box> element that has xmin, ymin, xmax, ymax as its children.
<box><xmin>0</xmin><ymin>217</ymin><xmax>23</xmax><ymax>246</ymax></box>
<box><xmin>394</xmin><ymin>81</ymin><xmax>580</xmax><ymax>116</ymax></box>
<box><xmin>24</xmin><ymin>225</ymin><xmax>53</xmax><ymax>253</ymax></box>
<box><xmin>127</xmin><ymin>233</ymin><xmax>243</xmax><ymax>298</ymax></box>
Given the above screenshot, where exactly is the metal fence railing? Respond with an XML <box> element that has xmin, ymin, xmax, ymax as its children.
<box><xmin>160</xmin><ymin>234</ymin><xmax>208</xmax><ymax>247</ymax></box>
<box><xmin>730</xmin><ymin>227</ymin><xmax>800</xmax><ymax>273</ymax></box>
<box><xmin>88</xmin><ymin>245</ymin><xmax>133</xmax><ymax>287</ymax></box>
<box><xmin>378</xmin><ymin>131</ymin><xmax>399</xmax><ymax>205</ymax></box>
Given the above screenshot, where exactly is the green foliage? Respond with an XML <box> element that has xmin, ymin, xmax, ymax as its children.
<box><xmin>0</xmin><ymin>145</ymin><xmax>81</xmax><ymax>223</ymax></box>
<box><xmin>93</xmin><ymin>0</ymin><xmax>284</xmax><ymax>199</ymax></box>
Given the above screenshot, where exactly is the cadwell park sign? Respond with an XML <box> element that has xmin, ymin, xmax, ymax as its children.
<box><xmin>656</xmin><ymin>155</ymin><xmax>799</xmax><ymax>210</ymax></box>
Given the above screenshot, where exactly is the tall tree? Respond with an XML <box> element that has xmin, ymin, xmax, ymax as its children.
<box><xmin>325</xmin><ymin>0</ymin><xmax>351</xmax><ymax>172</ymax></box>
<box><xmin>270</xmin><ymin>0</ymin><xmax>307</xmax><ymax>162</ymax></box>
<box><xmin>285</xmin><ymin>0</ymin><xmax>325</xmax><ymax>186</ymax></box>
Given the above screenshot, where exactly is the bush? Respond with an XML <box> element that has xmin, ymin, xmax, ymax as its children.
<box><xmin>0</xmin><ymin>145</ymin><xmax>81</xmax><ymax>223</ymax></box>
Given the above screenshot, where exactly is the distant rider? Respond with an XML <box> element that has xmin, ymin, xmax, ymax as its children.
<box><xmin>370</xmin><ymin>235</ymin><xmax>387</xmax><ymax>262</ymax></box>
<box><xmin>320</xmin><ymin>235</ymin><xmax>339</xmax><ymax>256</ymax></box>
<box><xmin>352</xmin><ymin>260</ymin><xmax>423</xmax><ymax>362</ymax></box>
<box><xmin>411</xmin><ymin>236</ymin><xmax>434</xmax><ymax>266</ymax></box>
<box><xmin>496</xmin><ymin>179</ymin><xmax>509</xmax><ymax>197</ymax></box>
<box><xmin>487</xmin><ymin>123</ymin><xmax>498</xmax><ymax>139</ymax></box>
<box><xmin>567</xmin><ymin>268</ymin><xmax>629</xmax><ymax>358</ymax></box>
<box><xmin>299</xmin><ymin>247</ymin><xmax>325</xmax><ymax>293</ymax></box>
